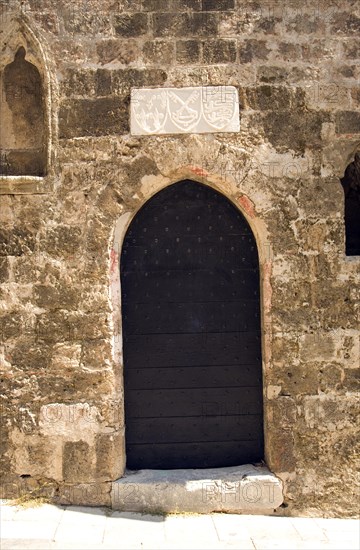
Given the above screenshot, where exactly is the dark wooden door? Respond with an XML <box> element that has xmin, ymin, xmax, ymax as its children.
<box><xmin>121</xmin><ymin>180</ymin><xmax>263</xmax><ymax>469</ymax></box>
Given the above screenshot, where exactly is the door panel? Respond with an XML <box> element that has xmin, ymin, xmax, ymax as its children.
<box><xmin>121</xmin><ymin>180</ymin><xmax>264</xmax><ymax>469</ymax></box>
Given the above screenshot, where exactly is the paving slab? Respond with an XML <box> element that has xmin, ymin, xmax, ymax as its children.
<box><xmin>54</xmin><ymin>521</ymin><xmax>106</xmax><ymax>545</ymax></box>
<box><xmin>245</xmin><ymin>514</ymin><xmax>302</xmax><ymax>540</ymax></box>
<box><xmin>290</xmin><ymin>516</ymin><xmax>331</xmax><ymax>544</ymax></box>
<box><xmin>61</xmin><ymin>505</ymin><xmax>108</xmax><ymax>525</ymax></box>
<box><xmin>8</xmin><ymin>503</ymin><xmax>65</xmax><ymax>523</ymax></box>
<box><xmin>313</xmin><ymin>517</ymin><xmax>360</xmax><ymax>537</ymax></box>
<box><xmin>164</xmin><ymin>513</ymin><xmax>218</xmax><ymax>545</ymax></box>
<box><xmin>104</xmin><ymin>512</ymin><xmax>166</xmax><ymax>547</ymax></box>
<box><xmin>1</xmin><ymin>519</ymin><xmax>59</xmax><ymax>540</ymax></box>
<box><xmin>0</xmin><ymin>505</ymin><xmax>19</xmax><ymax>521</ymax></box>
<box><xmin>212</xmin><ymin>512</ymin><xmax>254</xmax><ymax>542</ymax></box>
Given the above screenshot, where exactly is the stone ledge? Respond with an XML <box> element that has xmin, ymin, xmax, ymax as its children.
<box><xmin>111</xmin><ymin>464</ymin><xmax>283</xmax><ymax>514</ymax></box>
<box><xmin>0</xmin><ymin>176</ymin><xmax>53</xmax><ymax>194</ymax></box>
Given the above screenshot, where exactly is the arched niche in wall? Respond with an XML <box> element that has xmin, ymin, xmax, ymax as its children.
<box><xmin>341</xmin><ymin>152</ymin><xmax>360</xmax><ymax>256</ymax></box>
<box><xmin>0</xmin><ymin>16</ymin><xmax>53</xmax><ymax>186</ymax></box>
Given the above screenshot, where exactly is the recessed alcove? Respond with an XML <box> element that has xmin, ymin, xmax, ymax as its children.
<box><xmin>0</xmin><ymin>46</ymin><xmax>46</xmax><ymax>177</ymax></box>
<box><xmin>0</xmin><ymin>16</ymin><xmax>54</xmax><ymax>193</ymax></box>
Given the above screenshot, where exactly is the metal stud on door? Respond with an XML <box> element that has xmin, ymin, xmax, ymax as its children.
<box><xmin>121</xmin><ymin>180</ymin><xmax>264</xmax><ymax>469</ymax></box>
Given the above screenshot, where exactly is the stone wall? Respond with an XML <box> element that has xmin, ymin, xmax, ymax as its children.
<box><xmin>0</xmin><ymin>0</ymin><xmax>359</xmax><ymax>517</ymax></box>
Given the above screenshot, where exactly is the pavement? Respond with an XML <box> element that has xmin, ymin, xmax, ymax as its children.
<box><xmin>0</xmin><ymin>503</ymin><xmax>359</xmax><ymax>549</ymax></box>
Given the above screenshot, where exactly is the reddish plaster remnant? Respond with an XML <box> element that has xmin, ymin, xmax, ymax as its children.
<box><xmin>237</xmin><ymin>194</ymin><xmax>256</xmax><ymax>218</ymax></box>
<box><xmin>110</xmin><ymin>249</ymin><xmax>118</xmax><ymax>275</ymax></box>
<box><xmin>190</xmin><ymin>166</ymin><xmax>209</xmax><ymax>177</ymax></box>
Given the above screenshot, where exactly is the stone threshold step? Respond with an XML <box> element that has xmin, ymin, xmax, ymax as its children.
<box><xmin>111</xmin><ymin>464</ymin><xmax>283</xmax><ymax>514</ymax></box>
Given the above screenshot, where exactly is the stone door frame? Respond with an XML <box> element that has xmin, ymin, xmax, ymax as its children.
<box><xmin>110</xmin><ymin>172</ymin><xmax>273</xmax><ymax>480</ymax></box>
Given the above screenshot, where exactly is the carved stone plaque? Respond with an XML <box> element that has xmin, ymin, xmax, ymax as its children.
<box><xmin>130</xmin><ymin>86</ymin><xmax>240</xmax><ymax>135</ymax></box>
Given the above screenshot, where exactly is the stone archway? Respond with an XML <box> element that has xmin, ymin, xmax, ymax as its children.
<box><xmin>120</xmin><ymin>179</ymin><xmax>264</xmax><ymax>470</ymax></box>
<box><xmin>109</xmin><ymin>175</ymin><xmax>282</xmax><ymax>513</ymax></box>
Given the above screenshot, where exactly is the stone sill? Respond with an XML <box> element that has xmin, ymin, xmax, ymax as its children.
<box><xmin>0</xmin><ymin>175</ymin><xmax>53</xmax><ymax>194</ymax></box>
<box><xmin>111</xmin><ymin>464</ymin><xmax>283</xmax><ymax>514</ymax></box>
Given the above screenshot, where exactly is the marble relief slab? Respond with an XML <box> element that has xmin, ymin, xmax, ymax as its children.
<box><xmin>130</xmin><ymin>86</ymin><xmax>240</xmax><ymax>135</ymax></box>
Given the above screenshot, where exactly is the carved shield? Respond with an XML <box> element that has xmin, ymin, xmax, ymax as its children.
<box><xmin>202</xmin><ymin>86</ymin><xmax>237</xmax><ymax>131</ymax></box>
<box><xmin>168</xmin><ymin>88</ymin><xmax>202</xmax><ymax>132</ymax></box>
<box><xmin>131</xmin><ymin>89</ymin><xmax>168</xmax><ymax>134</ymax></box>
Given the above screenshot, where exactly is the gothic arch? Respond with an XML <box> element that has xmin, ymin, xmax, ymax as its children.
<box><xmin>120</xmin><ymin>179</ymin><xmax>264</xmax><ymax>469</ymax></box>
<box><xmin>109</xmin><ymin>174</ymin><xmax>274</xmax><ymax>477</ymax></box>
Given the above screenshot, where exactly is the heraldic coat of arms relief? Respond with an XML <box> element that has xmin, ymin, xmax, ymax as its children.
<box><xmin>131</xmin><ymin>86</ymin><xmax>240</xmax><ymax>135</ymax></box>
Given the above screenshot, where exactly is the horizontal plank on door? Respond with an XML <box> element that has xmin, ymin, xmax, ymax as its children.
<box><xmin>125</xmin><ymin>386</ymin><xmax>263</xmax><ymax>418</ymax></box>
<box><xmin>122</xmin><ymin>241</ymin><xmax>258</xmax><ymax>271</ymax></box>
<box><xmin>126</xmin><ymin>439</ymin><xmax>264</xmax><ymax>469</ymax></box>
<box><xmin>122</xmin><ymin>303</ymin><xmax>261</xmax><ymax>335</ymax></box>
<box><xmin>125</xmin><ymin>364</ymin><xmax>262</xmax><ymax>390</ymax></box>
<box><xmin>126</xmin><ymin>414</ymin><xmax>263</xmax><ymax>444</ymax></box>
<box><xmin>127</xmin><ymin>212</ymin><xmax>252</xmax><ymax>242</ymax></box>
<box><xmin>123</xmin><ymin>331</ymin><xmax>262</xmax><ymax>368</ymax></box>
<box><xmin>123</xmin><ymin>234</ymin><xmax>256</xmax><ymax>250</ymax></box>
<box><xmin>122</xmin><ymin>268</ymin><xmax>260</xmax><ymax>304</ymax></box>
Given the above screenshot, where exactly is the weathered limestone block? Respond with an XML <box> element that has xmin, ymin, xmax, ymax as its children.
<box><xmin>269</xmin><ymin>397</ymin><xmax>297</xmax><ymax>428</ymax></box>
<box><xmin>111</xmin><ymin>68</ymin><xmax>167</xmax><ymax>94</ymax></box>
<box><xmin>0</xmin><ymin>227</ymin><xmax>36</xmax><ymax>256</ymax></box>
<box><xmin>96</xmin><ymin>431</ymin><xmax>125</xmax><ymax>481</ymax></box>
<box><xmin>285</xmin><ymin>14</ymin><xmax>325</xmax><ymax>34</ymax></box>
<box><xmin>239</xmin><ymin>40</ymin><xmax>271</xmax><ymax>63</ymax></box>
<box><xmin>276</xmin><ymin>42</ymin><xmax>302</xmax><ymax>62</ymax></box>
<box><xmin>267</xmin><ymin>429</ymin><xmax>296</xmax><ymax>473</ymax></box>
<box><xmin>39</xmin><ymin>403</ymin><xmax>102</xmax><ymax>441</ymax></box>
<box><xmin>298</xmin><ymin>333</ymin><xmax>335</xmax><ymax>362</ymax></box>
<box><xmin>330</xmin><ymin>12</ymin><xmax>360</xmax><ymax>35</ymax></box>
<box><xmin>63</xmin><ymin>441</ymin><xmax>94</xmax><ymax>483</ymax></box>
<box><xmin>97</xmin><ymin>38</ymin><xmax>140</xmax><ymax>65</ymax></box>
<box><xmin>280</xmin><ymin>365</ymin><xmax>319</xmax><ymax>396</ymax></box>
<box><xmin>246</xmin><ymin>85</ymin><xmax>294</xmax><ymax>111</ymax></box>
<box><xmin>262</xmin><ymin>109</ymin><xmax>325</xmax><ymax>153</ymax></box>
<box><xmin>302</xmin><ymin>395</ymin><xmax>359</xmax><ymax>432</ymax></box>
<box><xmin>142</xmin><ymin>0</ymin><xmax>202</xmax><ymax>11</ymax></box>
<box><xmin>142</xmin><ymin>40</ymin><xmax>175</xmax><ymax>65</ymax></box>
<box><xmin>203</xmin><ymin>0</ymin><xmax>234</xmax><ymax>10</ymax></box>
<box><xmin>34</xmin><ymin>283</ymin><xmax>82</xmax><ymax>310</ymax></box>
<box><xmin>62</xmin><ymin>11</ymin><xmax>112</xmax><ymax>37</ymax></box>
<box><xmin>51</xmin><ymin>344</ymin><xmax>81</xmax><ymax>371</ymax></box>
<box><xmin>318</xmin><ymin>364</ymin><xmax>343</xmax><ymax>393</ymax></box>
<box><xmin>114</xmin><ymin>13</ymin><xmax>149</xmax><ymax>38</ymax></box>
<box><xmin>202</xmin><ymin>39</ymin><xmax>237</xmax><ymax>64</ymax></box>
<box><xmin>9</xmin><ymin>341</ymin><xmax>52</xmax><ymax>372</ymax></box>
<box><xmin>335</xmin><ymin>111</ymin><xmax>360</xmax><ymax>134</ymax></box>
<box><xmin>343</xmin><ymin>368</ymin><xmax>360</xmax><ymax>391</ymax></box>
<box><xmin>9</xmin><ymin>428</ymin><xmax>62</xmax><ymax>481</ymax></box>
<box><xmin>176</xmin><ymin>40</ymin><xmax>201</xmax><ymax>64</ymax></box>
<box><xmin>80</xmin><ymin>339</ymin><xmax>113</xmax><ymax>371</ymax></box>
<box><xmin>59</xmin><ymin>98</ymin><xmax>129</xmax><ymax>138</ymax></box>
<box><xmin>152</xmin><ymin>12</ymin><xmax>218</xmax><ymax>38</ymax></box>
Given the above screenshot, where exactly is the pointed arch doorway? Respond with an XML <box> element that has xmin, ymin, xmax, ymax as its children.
<box><xmin>121</xmin><ymin>180</ymin><xmax>264</xmax><ymax>469</ymax></box>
